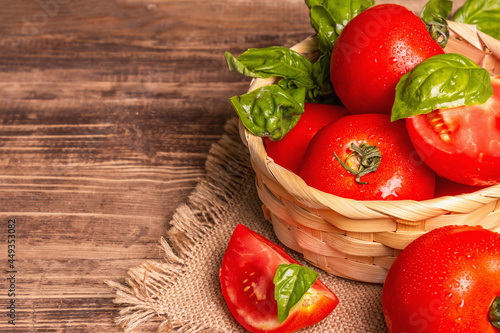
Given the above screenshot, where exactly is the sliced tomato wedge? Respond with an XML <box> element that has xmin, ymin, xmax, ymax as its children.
<box><xmin>406</xmin><ymin>75</ymin><xmax>500</xmax><ymax>186</ymax></box>
<box><xmin>219</xmin><ymin>224</ymin><xmax>338</xmax><ymax>333</ymax></box>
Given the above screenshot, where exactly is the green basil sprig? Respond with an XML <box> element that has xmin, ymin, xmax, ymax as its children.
<box><xmin>224</xmin><ymin>48</ymin><xmax>316</xmax><ymax>89</ymax></box>
<box><xmin>391</xmin><ymin>53</ymin><xmax>493</xmax><ymax>121</ymax></box>
<box><xmin>225</xmin><ymin>47</ymin><xmax>314</xmax><ymax>141</ymax></box>
<box><xmin>230</xmin><ymin>86</ymin><xmax>306</xmax><ymax>141</ymax></box>
<box><xmin>225</xmin><ymin>48</ymin><xmax>320</xmax><ymax>141</ymax></box>
<box><xmin>225</xmin><ymin>0</ymin><xmax>375</xmax><ymax>141</ymax></box>
<box><xmin>309</xmin><ymin>5</ymin><xmax>338</xmax><ymax>54</ymax></box>
<box><xmin>273</xmin><ymin>263</ymin><xmax>319</xmax><ymax>323</ymax></box>
<box><xmin>453</xmin><ymin>0</ymin><xmax>500</xmax><ymax>39</ymax></box>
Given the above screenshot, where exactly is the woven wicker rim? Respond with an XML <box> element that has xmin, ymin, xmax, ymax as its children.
<box><xmin>240</xmin><ymin>21</ymin><xmax>500</xmax><ymax>224</ymax></box>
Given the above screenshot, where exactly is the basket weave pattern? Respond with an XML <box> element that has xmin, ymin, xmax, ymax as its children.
<box><xmin>239</xmin><ymin>22</ymin><xmax>500</xmax><ymax>284</ymax></box>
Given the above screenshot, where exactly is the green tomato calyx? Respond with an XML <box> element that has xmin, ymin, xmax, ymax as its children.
<box><xmin>334</xmin><ymin>142</ymin><xmax>381</xmax><ymax>185</ymax></box>
<box><xmin>490</xmin><ymin>295</ymin><xmax>500</xmax><ymax>329</ymax></box>
<box><xmin>423</xmin><ymin>16</ymin><xmax>449</xmax><ymax>48</ymax></box>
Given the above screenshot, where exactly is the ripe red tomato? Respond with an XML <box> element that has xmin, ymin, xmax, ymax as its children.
<box><xmin>299</xmin><ymin>113</ymin><xmax>436</xmax><ymax>200</ymax></box>
<box><xmin>434</xmin><ymin>176</ymin><xmax>489</xmax><ymax>198</ymax></box>
<box><xmin>264</xmin><ymin>103</ymin><xmax>348</xmax><ymax>174</ymax></box>
<box><xmin>330</xmin><ymin>4</ymin><xmax>444</xmax><ymax>115</ymax></box>
<box><xmin>382</xmin><ymin>225</ymin><xmax>500</xmax><ymax>333</ymax></box>
<box><xmin>219</xmin><ymin>224</ymin><xmax>338</xmax><ymax>333</ymax></box>
<box><xmin>406</xmin><ymin>76</ymin><xmax>500</xmax><ymax>186</ymax></box>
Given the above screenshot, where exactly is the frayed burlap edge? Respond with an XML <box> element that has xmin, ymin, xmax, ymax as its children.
<box><xmin>105</xmin><ymin>117</ymin><xmax>251</xmax><ymax>332</ymax></box>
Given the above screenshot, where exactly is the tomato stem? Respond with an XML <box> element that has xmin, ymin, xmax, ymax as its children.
<box><xmin>333</xmin><ymin>142</ymin><xmax>381</xmax><ymax>184</ymax></box>
<box><xmin>423</xmin><ymin>16</ymin><xmax>449</xmax><ymax>48</ymax></box>
<box><xmin>490</xmin><ymin>295</ymin><xmax>500</xmax><ymax>329</ymax></box>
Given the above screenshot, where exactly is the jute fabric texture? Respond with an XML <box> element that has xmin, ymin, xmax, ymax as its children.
<box><xmin>107</xmin><ymin>118</ymin><xmax>386</xmax><ymax>332</ymax></box>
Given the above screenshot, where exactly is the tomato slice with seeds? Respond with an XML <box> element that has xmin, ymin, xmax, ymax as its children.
<box><xmin>219</xmin><ymin>224</ymin><xmax>338</xmax><ymax>333</ymax></box>
<box><xmin>406</xmin><ymin>75</ymin><xmax>500</xmax><ymax>186</ymax></box>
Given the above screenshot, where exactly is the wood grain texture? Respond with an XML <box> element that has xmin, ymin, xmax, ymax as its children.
<box><xmin>0</xmin><ymin>0</ymin><xmax>465</xmax><ymax>332</ymax></box>
<box><xmin>0</xmin><ymin>0</ymin><xmax>312</xmax><ymax>331</ymax></box>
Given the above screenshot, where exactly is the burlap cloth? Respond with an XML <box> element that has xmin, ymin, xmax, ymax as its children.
<box><xmin>107</xmin><ymin>118</ymin><xmax>386</xmax><ymax>332</ymax></box>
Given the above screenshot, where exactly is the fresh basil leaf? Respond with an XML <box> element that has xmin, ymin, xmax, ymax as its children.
<box><xmin>453</xmin><ymin>0</ymin><xmax>500</xmax><ymax>39</ymax></box>
<box><xmin>277</xmin><ymin>78</ymin><xmax>297</xmax><ymax>91</ymax></box>
<box><xmin>310</xmin><ymin>53</ymin><xmax>335</xmax><ymax>102</ymax></box>
<box><xmin>420</xmin><ymin>0</ymin><xmax>453</xmax><ymax>22</ymax></box>
<box><xmin>310</xmin><ymin>5</ymin><xmax>338</xmax><ymax>54</ymax></box>
<box><xmin>225</xmin><ymin>51</ymin><xmax>262</xmax><ymax>78</ymax></box>
<box><xmin>274</xmin><ymin>263</ymin><xmax>319</xmax><ymax>323</ymax></box>
<box><xmin>307</xmin><ymin>0</ymin><xmax>375</xmax><ymax>35</ymax></box>
<box><xmin>391</xmin><ymin>53</ymin><xmax>493</xmax><ymax>121</ymax></box>
<box><xmin>230</xmin><ymin>85</ymin><xmax>306</xmax><ymax>141</ymax></box>
<box><xmin>224</xmin><ymin>48</ymin><xmax>315</xmax><ymax>89</ymax></box>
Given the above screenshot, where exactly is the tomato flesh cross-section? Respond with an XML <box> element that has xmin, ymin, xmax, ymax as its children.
<box><xmin>407</xmin><ymin>76</ymin><xmax>500</xmax><ymax>186</ymax></box>
<box><xmin>219</xmin><ymin>224</ymin><xmax>339</xmax><ymax>333</ymax></box>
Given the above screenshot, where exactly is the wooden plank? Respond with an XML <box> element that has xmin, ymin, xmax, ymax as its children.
<box><xmin>0</xmin><ymin>0</ymin><xmax>313</xmax><ymax>330</ymax></box>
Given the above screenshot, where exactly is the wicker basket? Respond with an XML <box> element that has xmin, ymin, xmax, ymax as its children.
<box><xmin>239</xmin><ymin>21</ymin><xmax>500</xmax><ymax>284</ymax></box>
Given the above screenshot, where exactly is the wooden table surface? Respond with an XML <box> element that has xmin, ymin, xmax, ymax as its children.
<box><xmin>0</xmin><ymin>1</ymin><xmax>314</xmax><ymax>331</ymax></box>
<box><xmin>0</xmin><ymin>0</ymin><xmax>463</xmax><ymax>332</ymax></box>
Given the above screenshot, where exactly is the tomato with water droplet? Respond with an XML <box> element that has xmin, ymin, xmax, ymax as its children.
<box><xmin>330</xmin><ymin>4</ymin><xmax>444</xmax><ymax>115</ymax></box>
<box><xmin>299</xmin><ymin>113</ymin><xmax>435</xmax><ymax>200</ymax></box>
<box><xmin>383</xmin><ymin>225</ymin><xmax>500</xmax><ymax>333</ymax></box>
